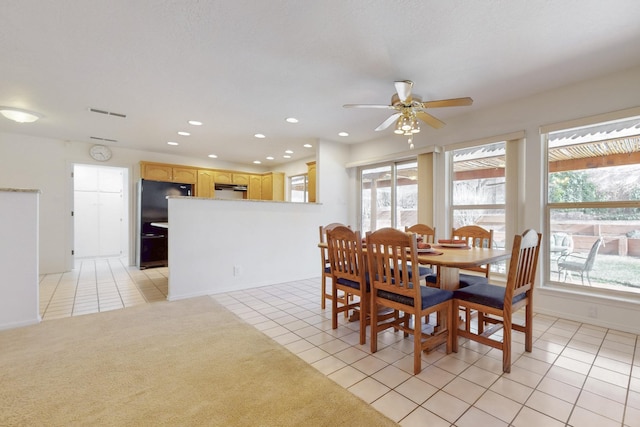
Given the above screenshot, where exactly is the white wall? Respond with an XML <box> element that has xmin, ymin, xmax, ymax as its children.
<box><xmin>0</xmin><ymin>190</ymin><xmax>39</xmax><ymax>329</ymax></box>
<box><xmin>168</xmin><ymin>198</ymin><xmax>324</xmax><ymax>299</ymax></box>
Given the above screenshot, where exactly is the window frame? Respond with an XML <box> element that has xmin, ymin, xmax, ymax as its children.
<box><xmin>542</xmin><ymin>107</ymin><xmax>640</xmax><ymax>297</ymax></box>
<box><xmin>358</xmin><ymin>159</ymin><xmax>418</xmax><ymax>232</ymax></box>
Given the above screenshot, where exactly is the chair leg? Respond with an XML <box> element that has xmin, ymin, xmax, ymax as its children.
<box><xmin>321</xmin><ymin>275</ymin><xmax>326</xmax><ymax>309</ymax></box>
<box><xmin>359</xmin><ymin>293</ymin><xmax>367</xmax><ymax>345</ymax></box>
<box><xmin>452</xmin><ymin>300</ymin><xmax>459</xmax><ymax>353</ymax></box>
<box><xmin>331</xmin><ymin>285</ymin><xmax>338</xmax><ymax>330</ymax></box>
<box><xmin>525</xmin><ymin>302</ymin><xmax>533</xmax><ymax>353</ymax></box>
<box><xmin>370</xmin><ymin>295</ymin><xmax>378</xmax><ymax>353</ymax></box>
<box><xmin>414</xmin><ymin>314</ymin><xmax>422</xmax><ymax>374</ymax></box>
<box><xmin>502</xmin><ymin>314</ymin><xmax>512</xmax><ymax>373</ymax></box>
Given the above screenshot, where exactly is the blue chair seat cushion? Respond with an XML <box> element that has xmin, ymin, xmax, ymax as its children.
<box><xmin>407</xmin><ymin>264</ymin><xmax>433</xmax><ymax>278</ymax></box>
<box><xmin>377</xmin><ymin>285</ymin><xmax>453</xmax><ymax>309</ymax></box>
<box><xmin>336</xmin><ymin>273</ymin><xmax>370</xmax><ymax>291</ymax></box>
<box><xmin>453</xmin><ymin>283</ymin><xmax>527</xmax><ymax>310</ymax></box>
<box><xmin>425</xmin><ymin>273</ymin><xmax>488</xmax><ymax>288</ymax></box>
<box><xmin>392</xmin><ymin>265</ymin><xmax>433</xmax><ymax>280</ymax></box>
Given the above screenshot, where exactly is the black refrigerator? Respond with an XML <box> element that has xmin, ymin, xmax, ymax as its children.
<box><xmin>138</xmin><ymin>179</ymin><xmax>192</xmax><ymax>269</ymax></box>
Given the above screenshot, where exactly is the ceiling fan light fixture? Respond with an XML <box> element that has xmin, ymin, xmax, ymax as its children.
<box><xmin>400</xmin><ymin>116</ymin><xmax>412</xmax><ymax>131</ymax></box>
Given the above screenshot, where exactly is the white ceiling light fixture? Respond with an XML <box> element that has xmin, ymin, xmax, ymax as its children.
<box><xmin>254</xmin><ymin>133</ymin><xmax>266</xmax><ymax>139</ymax></box>
<box><xmin>285</xmin><ymin>149</ymin><xmax>293</xmax><ymax>154</ymax></box>
<box><xmin>338</xmin><ymin>131</ymin><xmax>349</xmax><ymax>137</ymax></box>
<box><xmin>303</xmin><ymin>144</ymin><xmax>312</xmax><ymax>148</ymax></box>
<box><xmin>208</xmin><ymin>154</ymin><xmax>217</xmax><ymax>158</ymax></box>
<box><xmin>266</xmin><ymin>156</ymin><xmax>275</xmax><ymax>160</ymax></box>
<box><xmin>167</xmin><ymin>141</ymin><xmax>179</xmax><ymax>146</ymax></box>
<box><xmin>253</xmin><ymin>160</ymin><xmax>261</xmax><ymax>164</ymax></box>
<box><xmin>177</xmin><ymin>131</ymin><xmax>190</xmax><ymax>136</ymax></box>
<box><xmin>283</xmin><ymin>155</ymin><xmax>291</xmax><ymax>159</ymax></box>
<box><xmin>0</xmin><ymin>107</ymin><xmax>42</xmax><ymax>123</ymax></box>
<box><xmin>188</xmin><ymin>120</ymin><xmax>202</xmax><ymax>126</ymax></box>
<box><xmin>285</xmin><ymin>117</ymin><xmax>299</xmax><ymax>123</ymax></box>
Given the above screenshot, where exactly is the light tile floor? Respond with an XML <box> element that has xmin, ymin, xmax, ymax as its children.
<box><xmin>39</xmin><ymin>258</ymin><xmax>167</xmax><ymax>320</ymax></box>
<box><xmin>40</xmin><ymin>265</ymin><xmax>640</xmax><ymax>426</ymax></box>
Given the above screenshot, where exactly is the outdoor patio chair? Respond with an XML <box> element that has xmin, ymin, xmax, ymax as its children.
<box><xmin>557</xmin><ymin>237</ymin><xmax>603</xmax><ymax>286</ymax></box>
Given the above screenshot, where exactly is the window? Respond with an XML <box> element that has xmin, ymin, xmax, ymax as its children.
<box><xmin>545</xmin><ymin>114</ymin><xmax>640</xmax><ymax>295</ymax></box>
<box><xmin>289</xmin><ymin>174</ymin><xmax>308</xmax><ymax>203</ymax></box>
<box><xmin>450</xmin><ymin>142</ymin><xmax>507</xmax><ymax>249</ymax></box>
<box><xmin>360</xmin><ymin>161</ymin><xmax>418</xmax><ymax>233</ymax></box>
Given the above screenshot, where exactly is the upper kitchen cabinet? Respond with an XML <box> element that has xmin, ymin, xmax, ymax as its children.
<box><xmin>261</xmin><ymin>172</ymin><xmax>284</xmax><ymax>201</ymax></box>
<box><xmin>306</xmin><ymin>161</ymin><xmax>316</xmax><ymax>203</ymax></box>
<box><xmin>140</xmin><ymin>162</ymin><xmax>198</xmax><ymax>184</ymax></box>
<box><xmin>196</xmin><ymin>170</ymin><xmax>215</xmax><ymax>198</ymax></box>
<box><xmin>212</xmin><ymin>170</ymin><xmax>249</xmax><ymax>185</ymax></box>
<box><xmin>248</xmin><ymin>175</ymin><xmax>262</xmax><ymax>200</ymax></box>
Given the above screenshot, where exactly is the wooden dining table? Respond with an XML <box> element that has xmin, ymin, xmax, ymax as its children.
<box><xmin>317</xmin><ymin>241</ymin><xmax>511</xmax><ymax>291</ymax></box>
<box><xmin>415</xmin><ymin>246</ymin><xmax>511</xmax><ymax>290</ymax></box>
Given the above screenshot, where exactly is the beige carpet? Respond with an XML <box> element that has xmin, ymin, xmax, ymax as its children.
<box><xmin>0</xmin><ymin>297</ymin><xmax>397</xmax><ymax>426</ymax></box>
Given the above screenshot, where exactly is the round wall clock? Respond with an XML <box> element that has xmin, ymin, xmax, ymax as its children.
<box><xmin>89</xmin><ymin>144</ymin><xmax>112</xmax><ymax>161</ymax></box>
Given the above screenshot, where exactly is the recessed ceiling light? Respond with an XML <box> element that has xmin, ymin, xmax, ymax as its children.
<box><xmin>254</xmin><ymin>133</ymin><xmax>266</xmax><ymax>139</ymax></box>
<box><xmin>303</xmin><ymin>144</ymin><xmax>312</xmax><ymax>148</ymax></box>
<box><xmin>208</xmin><ymin>154</ymin><xmax>218</xmax><ymax>158</ymax></box>
<box><xmin>188</xmin><ymin>120</ymin><xmax>202</xmax><ymax>126</ymax></box>
<box><xmin>0</xmin><ymin>107</ymin><xmax>42</xmax><ymax>123</ymax></box>
<box><xmin>266</xmin><ymin>156</ymin><xmax>275</xmax><ymax>160</ymax></box>
<box><xmin>285</xmin><ymin>150</ymin><xmax>293</xmax><ymax>154</ymax></box>
<box><xmin>338</xmin><ymin>131</ymin><xmax>349</xmax><ymax>137</ymax></box>
<box><xmin>178</xmin><ymin>131</ymin><xmax>190</xmax><ymax>136</ymax></box>
<box><xmin>167</xmin><ymin>141</ymin><xmax>179</xmax><ymax>146</ymax></box>
<box><xmin>285</xmin><ymin>117</ymin><xmax>299</xmax><ymax>123</ymax></box>
<box><xmin>253</xmin><ymin>160</ymin><xmax>262</xmax><ymax>164</ymax></box>
<box><xmin>283</xmin><ymin>155</ymin><xmax>291</xmax><ymax>159</ymax></box>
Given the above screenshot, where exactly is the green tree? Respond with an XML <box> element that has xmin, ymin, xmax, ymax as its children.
<box><xmin>549</xmin><ymin>171</ymin><xmax>598</xmax><ymax>203</ymax></box>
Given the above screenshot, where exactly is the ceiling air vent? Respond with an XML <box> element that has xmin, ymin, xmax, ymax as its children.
<box><xmin>90</xmin><ymin>136</ymin><xmax>118</xmax><ymax>143</ymax></box>
<box><xmin>88</xmin><ymin>108</ymin><xmax>127</xmax><ymax>118</ymax></box>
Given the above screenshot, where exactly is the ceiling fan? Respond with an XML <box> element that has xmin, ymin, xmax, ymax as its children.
<box><xmin>343</xmin><ymin>80</ymin><xmax>473</xmax><ymax>139</ymax></box>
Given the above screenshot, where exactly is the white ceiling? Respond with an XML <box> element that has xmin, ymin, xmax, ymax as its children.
<box><xmin>2</xmin><ymin>0</ymin><xmax>640</xmax><ymax>167</ymax></box>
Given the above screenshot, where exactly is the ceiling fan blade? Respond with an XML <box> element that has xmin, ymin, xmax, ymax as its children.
<box><xmin>343</xmin><ymin>104</ymin><xmax>396</xmax><ymax>109</ymax></box>
<box><xmin>421</xmin><ymin>97</ymin><xmax>473</xmax><ymax>108</ymax></box>
<box><xmin>417</xmin><ymin>111</ymin><xmax>446</xmax><ymax>129</ymax></box>
<box><xmin>374</xmin><ymin>112</ymin><xmax>402</xmax><ymax>131</ymax></box>
<box><xmin>394</xmin><ymin>80</ymin><xmax>413</xmax><ymax>104</ymax></box>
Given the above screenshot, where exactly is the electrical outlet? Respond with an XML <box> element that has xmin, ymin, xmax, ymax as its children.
<box><xmin>233</xmin><ymin>265</ymin><xmax>241</xmax><ymax>276</ymax></box>
<box><xmin>588</xmin><ymin>305</ymin><xmax>598</xmax><ymax>318</ymax></box>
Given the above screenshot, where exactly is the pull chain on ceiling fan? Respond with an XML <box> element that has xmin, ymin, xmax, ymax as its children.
<box><xmin>343</xmin><ymin>80</ymin><xmax>473</xmax><ymax>149</ymax></box>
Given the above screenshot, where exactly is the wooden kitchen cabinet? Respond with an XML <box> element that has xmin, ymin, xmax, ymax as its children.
<box><xmin>212</xmin><ymin>170</ymin><xmax>232</xmax><ymax>184</ymax></box>
<box><xmin>213</xmin><ymin>170</ymin><xmax>249</xmax><ymax>185</ymax></box>
<box><xmin>196</xmin><ymin>170</ymin><xmax>215</xmax><ymax>198</ymax></box>
<box><xmin>140</xmin><ymin>162</ymin><xmax>197</xmax><ymax>184</ymax></box>
<box><xmin>232</xmin><ymin>173</ymin><xmax>249</xmax><ymax>185</ymax></box>
<box><xmin>248</xmin><ymin>174</ymin><xmax>262</xmax><ymax>199</ymax></box>
<box><xmin>172</xmin><ymin>167</ymin><xmax>198</xmax><ymax>184</ymax></box>
<box><xmin>261</xmin><ymin>172</ymin><xmax>285</xmax><ymax>201</ymax></box>
<box><xmin>307</xmin><ymin>161</ymin><xmax>316</xmax><ymax>203</ymax></box>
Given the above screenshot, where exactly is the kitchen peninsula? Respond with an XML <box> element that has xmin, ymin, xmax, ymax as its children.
<box><xmin>167</xmin><ymin>196</ymin><xmax>322</xmax><ymax>300</ymax></box>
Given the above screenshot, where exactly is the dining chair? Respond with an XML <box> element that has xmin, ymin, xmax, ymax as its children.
<box><xmin>326</xmin><ymin>225</ymin><xmax>370</xmax><ymax>345</ymax></box>
<box><xmin>426</xmin><ymin>225</ymin><xmax>494</xmax><ymax>288</ymax></box>
<box><xmin>405</xmin><ymin>224</ymin><xmax>437</xmax><ymax>281</ymax></box>
<box><xmin>319</xmin><ymin>223</ymin><xmax>351</xmax><ymax>315</ymax></box>
<box><xmin>366</xmin><ymin>227</ymin><xmax>454</xmax><ymax>374</ymax></box>
<box><xmin>452</xmin><ymin>229</ymin><xmax>542</xmax><ymax>373</ymax></box>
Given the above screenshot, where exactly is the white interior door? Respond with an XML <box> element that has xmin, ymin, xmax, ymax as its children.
<box><xmin>74</xmin><ymin>164</ymin><xmax>127</xmax><ymax>258</ymax></box>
